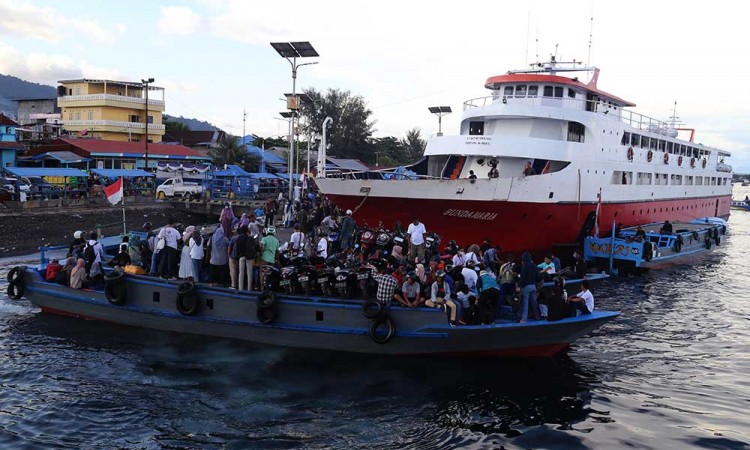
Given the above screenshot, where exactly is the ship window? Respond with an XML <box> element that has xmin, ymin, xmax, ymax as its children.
<box><xmin>693</xmin><ymin>148</ymin><xmax>699</xmax><ymax>158</ymax></box>
<box><xmin>515</xmin><ymin>85</ymin><xmax>527</xmax><ymax>97</ymax></box>
<box><xmin>543</xmin><ymin>86</ymin><xmax>554</xmax><ymax>97</ymax></box>
<box><xmin>621</xmin><ymin>131</ymin><xmax>630</xmax><ymax>145</ymax></box>
<box><xmin>504</xmin><ymin>86</ymin><xmax>514</xmax><ymax>96</ymax></box>
<box><xmin>650</xmin><ymin>138</ymin><xmax>657</xmax><ymax>150</ymax></box>
<box><xmin>641</xmin><ymin>136</ymin><xmax>650</xmax><ymax>149</ymax></box>
<box><xmin>567</xmin><ymin>122</ymin><xmax>585</xmax><ymax>143</ymax></box>
<box><xmin>667</xmin><ymin>142</ymin><xmax>673</xmax><ymax>153</ymax></box>
<box><xmin>528</xmin><ymin>85</ymin><xmax>538</xmax><ymax>96</ymax></box>
<box><xmin>631</xmin><ymin>134</ymin><xmax>640</xmax><ymax>147</ymax></box>
<box><xmin>658</xmin><ymin>140</ymin><xmax>665</xmax><ymax>151</ymax></box>
<box><xmin>568</xmin><ymin>88</ymin><xmax>576</xmax><ymax>98</ymax></box>
<box><xmin>637</xmin><ymin>172</ymin><xmax>652</xmax><ymax>185</ymax></box>
<box><xmin>671</xmin><ymin>174</ymin><xmax>682</xmax><ymax>185</ymax></box>
<box><xmin>469</xmin><ymin>121</ymin><xmax>484</xmax><ymax>135</ymax></box>
<box><xmin>686</xmin><ymin>176</ymin><xmax>693</xmax><ymax>185</ymax></box>
<box><xmin>554</xmin><ymin>87</ymin><xmax>563</xmax><ymax>98</ymax></box>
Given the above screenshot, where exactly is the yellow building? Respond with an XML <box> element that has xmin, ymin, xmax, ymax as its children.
<box><xmin>57</xmin><ymin>79</ymin><xmax>165</xmax><ymax>143</ymax></box>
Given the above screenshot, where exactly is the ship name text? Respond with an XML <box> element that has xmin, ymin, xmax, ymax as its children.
<box><xmin>442</xmin><ymin>209</ymin><xmax>498</xmax><ymax>221</ymax></box>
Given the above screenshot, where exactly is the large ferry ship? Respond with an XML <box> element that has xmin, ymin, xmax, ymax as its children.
<box><xmin>315</xmin><ymin>58</ymin><xmax>733</xmax><ymax>254</ymax></box>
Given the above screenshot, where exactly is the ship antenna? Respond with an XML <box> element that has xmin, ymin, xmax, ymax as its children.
<box><xmin>669</xmin><ymin>101</ymin><xmax>682</xmax><ymax>128</ymax></box>
<box><xmin>587</xmin><ymin>5</ymin><xmax>594</xmax><ymax>66</ymax></box>
<box><xmin>525</xmin><ymin>10</ymin><xmax>531</xmax><ymax>67</ymax></box>
<box><xmin>535</xmin><ymin>29</ymin><xmax>539</xmax><ymax>64</ymax></box>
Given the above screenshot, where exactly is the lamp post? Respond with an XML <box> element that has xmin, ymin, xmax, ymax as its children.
<box><xmin>270</xmin><ymin>41</ymin><xmax>318</xmax><ymax>203</ymax></box>
<box><xmin>142</xmin><ymin>77</ymin><xmax>154</xmax><ymax>170</ymax></box>
<box><xmin>428</xmin><ymin>106</ymin><xmax>452</xmax><ymax>136</ymax></box>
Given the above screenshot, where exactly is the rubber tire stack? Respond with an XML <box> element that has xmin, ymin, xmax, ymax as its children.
<box><xmin>6</xmin><ymin>266</ymin><xmax>26</xmax><ymax>300</ymax></box>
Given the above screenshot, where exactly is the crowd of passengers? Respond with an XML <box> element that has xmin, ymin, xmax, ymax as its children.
<box><xmin>45</xmin><ymin>192</ymin><xmax>595</xmax><ymax>326</ymax></box>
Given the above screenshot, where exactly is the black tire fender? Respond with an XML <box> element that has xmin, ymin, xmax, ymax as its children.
<box><xmin>705</xmin><ymin>237</ymin><xmax>712</xmax><ymax>250</ymax></box>
<box><xmin>715</xmin><ymin>234</ymin><xmax>721</xmax><ymax>246</ymax></box>
<box><xmin>176</xmin><ymin>281</ymin><xmax>200</xmax><ymax>315</ymax></box>
<box><xmin>692</xmin><ymin>231</ymin><xmax>699</xmax><ymax>242</ymax></box>
<box><xmin>673</xmin><ymin>236</ymin><xmax>682</xmax><ymax>253</ymax></box>
<box><xmin>362</xmin><ymin>299</ymin><xmax>383</xmax><ymax>319</ymax></box>
<box><xmin>7</xmin><ymin>266</ymin><xmax>26</xmax><ymax>284</ymax></box>
<box><xmin>7</xmin><ymin>282</ymin><xmax>24</xmax><ymax>300</ymax></box>
<box><xmin>369</xmin><ymin>315</ymin><xmax>396</xmax><ymax>344</ymax></box>
<box><xmin>105</xmin><ymin>281</ymin><xmax>128</xmax><ymax>305</ymax></box>
<box><xmin>257</xmin><ymin>290</ymin><xmax>278</xmax><ymax>324</ymax></box>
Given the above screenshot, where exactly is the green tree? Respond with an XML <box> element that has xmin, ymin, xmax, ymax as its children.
<box><xmin>300</xmin><ymin>88</ymin><xmax>375</xmax><ymax>162</ymax></box>
<box><xmin>400</xmin><ymin>127</ymin><xmax>426</xmax><ymax>162</ymax></box>
<box><xmin>372</xmin><ymin>136</ymin><xmax>407</xmax><ymax>167</ymax></box>
<box><xmin>209</xmin><ymin>134</ymin><xmax>246</xmax><ymax>166</ymax></box>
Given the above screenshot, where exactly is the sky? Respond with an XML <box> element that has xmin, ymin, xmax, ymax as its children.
<box><xmin>1</xmin><ymin>0</ymin><xmax>749</xmax><ymax>170</ymax></box>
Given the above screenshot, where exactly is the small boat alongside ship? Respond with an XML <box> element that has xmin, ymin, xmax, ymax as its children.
<box><xmin>6</xmin><ymin>245</ymin><xmax>619</xmax><ymax>358</ymax></box>
<box><xmin>731</xmin><ymin>200</ymin><xmax>750</xmax><ymax>211</ymax></box>
<box><xmin>583</xmin><ymin>217</ymin><xmax>727</xmax><ymax>272</ymax></box>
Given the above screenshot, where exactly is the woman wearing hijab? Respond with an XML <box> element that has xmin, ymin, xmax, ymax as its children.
<box><xmin>70</xmin><ymin>258</ymin><xmax>87</xmax><ymax>289</ymax></box>
<box><xmin>239</xmin><ymin>213</ymin><xmax>250</xmax><ymax>228</ymax></box>
<box><xmin>178</xmin><ymin>225</ymin><xmax>196</xmax><ymax>279</ymax></box>
<box><xmin>219</xmin><ymin>203</ymin><xmax>235</xmax><ymax>238</ymax></box>
<box><xmin>56</xmin><ymin>257</ymin><xmax>76</xmax><ymax>285</ymax></box>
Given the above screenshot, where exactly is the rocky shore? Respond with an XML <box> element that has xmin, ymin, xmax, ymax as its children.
<box><xmin>0</xmin><ymin>203</ymin><xmax>204</xmax><ymax>257</ymax></box>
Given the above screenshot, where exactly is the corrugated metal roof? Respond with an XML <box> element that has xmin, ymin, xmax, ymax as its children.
<box><xmin>91</xmin><ymin>169</ymin><xmax>154</xmax><ymax>178</ymax></box>
<box><xmin>3</xmin><ymin>167</ymin><xmax>87</xmax><ymax>177</ymax></box>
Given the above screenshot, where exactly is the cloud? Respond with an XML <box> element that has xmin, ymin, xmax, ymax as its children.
<box><xmin>0</xmin><ymin>0</ymin><xmax>121</xmax><ymax>43</ymax></box>
<box><xmin>158</xmin><ymin>6</ymin><xmax>202</xmax><ymax>36</ymax></box>
<box><xmin>0</xmin><ymin>42</ymin><xmax>124</xmax><ymax>86</ymax></box>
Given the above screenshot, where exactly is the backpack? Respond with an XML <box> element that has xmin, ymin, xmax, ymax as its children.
<box><xmin>245</xmin><ymin>236</ymin><xmax>258</xmax><ymax>259</ymax></box>
<box><xmin>84</xmin><ymin>242</ymin><xmax>97</xmax><ymax>265</ymax></box>
<box><xmin>500</xmin><ymin>262</ymin><xmax>515</xmax><ymax>284</ymax></box>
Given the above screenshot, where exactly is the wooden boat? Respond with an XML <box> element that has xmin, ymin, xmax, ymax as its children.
<box><xmin>583</xmin><ymin>217</ymin><xmax>727</xmax><ymax>272</ymax></box>
<box><xmin>6</xmin><ymin>255</ymin><xmax>619</xmax><ymax>358</ymax></box>
<box><xmin>731</xmin><ymin>200</ymin><xmax>750</xmax><ymax>211</ymax></box>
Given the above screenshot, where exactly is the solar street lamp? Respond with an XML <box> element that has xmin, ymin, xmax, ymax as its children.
<box><xmin>428</xmin><ymin>106</ymin><xmax>452</xmax><ymax>136</ymax></box>
<box><xmin>270</xmin><ymin>41</ymin><xmax>319</xmax><ymax>203</ymax></box>
<box><xmin>142</xmin><ymin>77</ymin><xmax>154</xmax><ymax>170</ymax></box>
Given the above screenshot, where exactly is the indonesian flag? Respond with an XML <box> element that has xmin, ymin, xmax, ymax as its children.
<box><xmin>103</xmin><ymin>177</ymin><xmax>123</xmax><ymax>205</ymax></box>
<box><xmin>300</xmin><ymin>170</ymin><xmax>307</xmax><ymax>189</ymax></box>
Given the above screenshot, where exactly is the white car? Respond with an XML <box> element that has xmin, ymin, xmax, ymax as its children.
<box><xmin>155</xmin><ymin>177</ymin><xmax>204</xmax><ymax>199</ymax></box>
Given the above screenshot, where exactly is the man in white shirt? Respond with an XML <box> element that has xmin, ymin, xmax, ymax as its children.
<box><xmin>461</xmin><ymin>260</ymin><xmax>479</xmax><ymax>294</ymax></box>
<box><xmin>157</xmin><ymin>217</ymin><xmax>180</xmax><ymax>279</ymax></box>
<box><xmin>452</xmin><ymin>250</ymin><xmax>467</xmax><ymax>268</ymax></box>
<box><xmin>567</xmin><ymin>280</ymin><xmax>594</xmax><ymax>315</ymax></box>
<box><xmin>289</xmin><ymin>223</ymin><xmax>305</xmax><ymax>255</ymax></box>
<box><xmin>407</xmin><ymin>217</ymin><xmax>427</xmax><ymax>263</ymax></box>
<box><xmin>316</xmin><ymin>231</ymin><xmax>328</xmax><ymax>261</ymax></box>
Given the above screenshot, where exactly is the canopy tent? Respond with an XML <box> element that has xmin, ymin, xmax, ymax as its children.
<box><xmin>30</xmin><ymin>151</ymin><xmax>91</xmax><ymax>165</ymax></box>
<box><xmin>247</xmin><ymin>172</ymin><xmax>280</xmax><ymax>179</ymax></box>
<box><xmin>274</xmin><ymin>173</ymin><xmax>301</xmax><ymax>180</ymax></box>
<box><xmin>91</xmin><ymin>169</ymin><xmax>154</xmax><ymax>178</ymax></box>
<box><xmin>2</xmin><ymin>167</ymin><xmax>87</xmax><ymax>178</ymax></box>
<box><xmin>213</xmin><ymin>164</ymin><xmax>252</xmax><ymax>177</ymax></box>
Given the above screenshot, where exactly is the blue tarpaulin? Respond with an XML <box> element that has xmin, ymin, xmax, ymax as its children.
<box><xmin>91</xmin><ymin>169</ymin><xmax>154</xmax><ymax>178</ymax></box>
<box><xmin>213</xmin><ymin>165</ymin><xmax>252</xmax><ymax>177</ymax></box>
<box><xmin>244</xmin><ymin>145</ymin><xmax>286</xmax><ymax>164</ymax></box>
<box><xmin>274</xmin><ymin>173</ymin><xmax>301</xmax><ymax>180</ymax></box>
<box><xmin>247</xmin><ymin>173</ymin><xmax>279</xmax><ymax>179</ymax></box>
<box><xmin>2</xmin><ymin>167</ymin><xmax>87</xmax><ymax>177</ymax></box>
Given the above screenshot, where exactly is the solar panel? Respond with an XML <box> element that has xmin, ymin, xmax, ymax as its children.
<box><xmin>291</xmin><ymin>41</ymin><xmax>319</xmax><ymax>57</ymax></box>
<box><xmin>428</xmin><ymin>107</ymin><xmax>441</xmax><ymax>114</ymax></box>
<box><xmin>429</xmin><ymin>106</ymin><xmax>452</xmax><ymax>114</ymax></box>
<box><xmin>439</xmin><ymin>106</ymin><xmax>452</xmax><ymax>113</ymax></box>
<box><xmin>271</xmin><ymin>42</ymin><xmax>298</xmax><ymax>58</ymax></box>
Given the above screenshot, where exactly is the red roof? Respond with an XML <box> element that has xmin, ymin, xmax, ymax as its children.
<box><xmin>0</xmin><ymin>142</ymin><xmax>23</xmax><ymax>149</ymax></box>
<box><xmin>0</xmin><ymin>114</ymin><xmax>19</xmax><ymax>126</ymax></box>
<box><xmin>484</xmin><ymin>73</ymin><xmax>635</xmax><ymax>107</ymax></box>
<box><xmin>48</xmin><ymin>138</ymin><xmax>207</xmax><ymax>158</ymax></box>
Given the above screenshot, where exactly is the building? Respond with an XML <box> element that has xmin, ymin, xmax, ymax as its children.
<box><xmin>57</xmin><ymin>79</ymin><xmax>165</xmax><ymax>143</ymax></box>
<box><xmin>14</xmin><ymin>98</ymin><xmax>62</xmax><ymax>141</ymax></box>
<box><xmin>27</xmin><ymin>138</ymin><xmax>210</xmax><ymax>169</ymax></box>
<box><xmin>0</xmin><ymin>114</ymin><xmax>22</xmax><ymax>168</ymax></box>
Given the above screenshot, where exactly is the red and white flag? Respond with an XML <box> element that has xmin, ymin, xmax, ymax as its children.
<box><xmin>103</xmin><ymin>177</ymin><xmax>123</xmax><ymax>205</ymax></box>
<box><xmin>300</xmin><ymin>170</ymin><xmax>307</xmax><ymax>189</ymax></box>
<box><xmin>593</xmin><ymin>188</ymin><xmax>602</xmax><ymax>238</ymax></box>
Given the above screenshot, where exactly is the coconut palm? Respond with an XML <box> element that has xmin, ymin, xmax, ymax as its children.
<box><xmin>209</xmin><ymin>135</ymin><xmax>245</xmax><ymax>166</ymax></box>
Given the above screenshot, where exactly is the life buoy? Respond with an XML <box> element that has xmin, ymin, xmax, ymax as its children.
<box><xmin>176</xmin><ymin>281</ymin><xmax>200</xmax><ymax>315</ymax></box>
<box><xmin>104</xmin><ymin>270</ymin><xmax>127</xmax><ymax>305</ymax></box>
<box><xmin>678</xmin><ymin>156</ymin><xmax>683</xmax><ymax>166</ymax></box>
<box><xmin>702</xmin><ymin>159</ymin><xmax>707</xmax><ymax>168</ymax></box>
<box><xmin>663</xmin><ymin>153</ymin><xmax>669</xmax><ymax>164</ymax></box>
<box><xmin>690</xmin><ymin>158</ymin><xmax>696</xmax><ymax>168</ymax></box>
<box><xmin>368</xmin><ymin>315</ymin><xmax>396</xmax><ymax>344</ymax></box>
<box><xmin>673</xmin><ymin>236</ymin><xmax>682</xmax><ymax>253</ymax></box>
<box><xmin>627</xmin><ymin>147</ymin><xmax>634</xmax><ymax>161</ymax></box>
<box><xmin>647</xmin><ymin>150</ymin><xmax>653</xmax><ymax>162</ymax></box>
<box><xmin>257</xmin><ymin>290</ymin><xmax>278</xmax><ymax>324</ymax></box>
<box><xmin>362</xmin><ymin>299</ymin><xmax>384</xmax><ymax>319</ymax></box>
<box><xmin>6</xmin><ymin>265</ymin><xmax>26</xmax><ymax>300</ymax></box>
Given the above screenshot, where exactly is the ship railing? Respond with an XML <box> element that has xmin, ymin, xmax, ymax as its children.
<box><xmin>324</xmin><ymin>169</ymin><xmax>448</xmax><ymax>181</ymax></box>
<box><xmin>462</xmin><ymin>95</ymin><xmax>673</xmax><ymax>134</ymax></box>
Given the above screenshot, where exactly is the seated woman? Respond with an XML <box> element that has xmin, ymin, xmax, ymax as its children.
<box><xmin>45</xmin><ymin>258</ymin><xmax>63</xmax><ymax>282</ymax></box>
<box><xmin>426</xmin><ymin>271</ymin><xmax>459</xmax><ymax>326</ymax></box>
<box><xmin>55</xmin><ymin>257</ymin><xmax>76</xmax><ymax>285</ymax></box>
<box><xmin>69</xmin><ymin>258</ymin><xmax>87</xmax><ymax>289</ymax></box>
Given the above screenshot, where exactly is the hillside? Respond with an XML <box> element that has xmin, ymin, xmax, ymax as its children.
<box><xmin>0</xmin><ymin>74</ymin><xmax>57</xmax><ymax>116</ymax></box>
<box><xmin>163</xmin><ymin>114</ymin><xmax>220</xmax><ymax>131</ymax></box>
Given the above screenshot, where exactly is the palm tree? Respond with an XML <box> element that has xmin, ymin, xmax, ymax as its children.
<box><xmin>400</xmin><ymin>127</ymin><xmax>426</xmax><ymax>162</ymax></box>
<box><xmin>209</xmin><ymin>134</ymin><xmax>245</xmax><ymax>166</ymax></box>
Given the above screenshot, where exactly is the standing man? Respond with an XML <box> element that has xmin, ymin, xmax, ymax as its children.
<box><xmin>157</xmin><ymin>217</ymin><xmax>180</xmax><ymax>280</ymax></box>
<box><xmin>259</xmin><ymin>226</ymin><xmax>280</xmax><ymax>289</ymax></box>
<box><xmin>340</xmin><ymin>209</ymin><xmax>356</xmax><ymax>251</ymax></box>
<box><xmin>407</xmin><ymin>217</ymin><xmax>427</xmax><ymax>264</ymax></box>
<box><xmin>265</xmin><ymin>197</ymin><xmax>278</xmax><ymax>227</ymax></box>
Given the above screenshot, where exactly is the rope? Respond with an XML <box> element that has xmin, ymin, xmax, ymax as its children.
<box><xmin>352</xmin><ymin>189</ymin><xmax>371</xmax><ymax>215</ymax></box>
